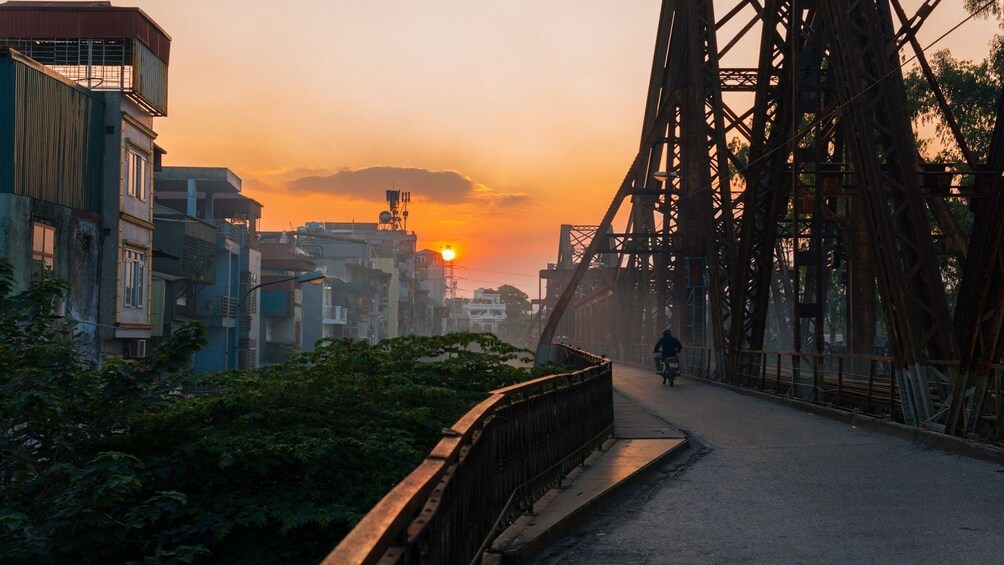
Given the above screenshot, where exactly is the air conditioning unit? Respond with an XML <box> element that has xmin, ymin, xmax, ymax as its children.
<box><xmin>124</xmin><ymin>339</ymin><xmax>147</xmax><ymax>359</ymax></box>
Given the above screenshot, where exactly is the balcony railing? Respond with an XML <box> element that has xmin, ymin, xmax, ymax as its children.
<box><xmin>468</xmin><ymin>312</ymin><xmax>506</xmax><ymax>321</ymax></box>
<box><xmin>322</xmin><ymin>305</ymin><xmax>347</xmax><ymax>324</ymax></box>
<box><xmin>219</xmin><ymin>296</ymin><xmax>238</xmax><ymax>319</ymax></box>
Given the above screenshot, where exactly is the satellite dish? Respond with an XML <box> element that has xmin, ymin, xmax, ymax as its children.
<box><xmin>378</xmin><ymin>211</ymin><xmax>393</xmax><ymax>224</ymax></box>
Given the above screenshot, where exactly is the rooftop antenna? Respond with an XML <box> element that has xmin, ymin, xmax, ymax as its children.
<box><xmin>380</xmin><ymin>189</ymin><xmax>411</xmax><ymax>231</ymax></box>
<box><xmin>402</xmin><ymin>191</ymin><xmax>411</xmax><ymax>231</ymax></box>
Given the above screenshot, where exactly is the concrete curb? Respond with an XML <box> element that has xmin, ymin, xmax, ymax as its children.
<box><xmin>673</xmin><ymin>370</ymin><xmax>1004</xmax><ymax>466</ymax></box>
<box><xmin>495</xmin><ymin>437</ymin><xmax>691</xmax><ymax>564</ymax></box>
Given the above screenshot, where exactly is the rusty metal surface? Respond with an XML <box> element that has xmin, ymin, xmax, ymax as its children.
<box><xmin>542</xmin><ymin>1</ymin><xmax>1003</xmax><ymax>443</ymax></box>
<box><xmin>0</xmin><ymin>3</ymin><xmax>171</xmax><ymax>63</ymax></box>
<box><xmin>727</xmin><ymin>0</ymin><xmax>809</xmax><ymax>366</ymax></box>
<box><xmin>325</xmin><ymin>346</ymin><xmax>613</xmax><ymax>564</ymax></box>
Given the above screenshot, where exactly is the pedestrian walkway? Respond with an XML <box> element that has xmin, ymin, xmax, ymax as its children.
<box><xmin>490</xmin><ymin>384</ymin><xmax>688</xmax><ymax>562</ymax></box>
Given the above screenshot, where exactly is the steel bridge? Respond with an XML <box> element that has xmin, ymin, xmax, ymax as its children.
<box><xmin>537</xmin><ymin>0</ymin><xmax>1004</xmax><ymax>441</ymax></box>
<box><xmin>330</xmin><ymin>1</ymin><xmax>1004</xmax><ymax>562</ymax></box>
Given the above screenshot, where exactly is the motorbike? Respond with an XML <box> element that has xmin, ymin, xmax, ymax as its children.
<box><xmin>659</xmin><ymin>356</ymin><xmax>679</xmax><ymax>386</ymax></box>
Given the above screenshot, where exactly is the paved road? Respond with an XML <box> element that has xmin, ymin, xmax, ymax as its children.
<box><xmin>532</xmin><ymin>363</ymin><xmax>1004</xmax><ymax>564</ymax></box>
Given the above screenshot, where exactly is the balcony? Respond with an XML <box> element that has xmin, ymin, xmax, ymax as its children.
<box><xmin>468</xmin><ymin>312</ymin><xmax>506</xmax><ymax>322</ymax></box>
<box><xmin>219</xmin><ymin>295</ymin><xmax>238</xmax><ymax>318</ymax></box>
<box><xmin>215</xmin><ymin>220</ymin><xmax>244</xmax><ymax>248</ymax></box>
<box><xmin>323</xmin><ymin>305</ymin><xmax>348</xmax><ymax>325</ymax></box>
<box><xmin>194</xmin><ymin>294</ymin><xmax>237</xmax><ymax>326</ymax></box>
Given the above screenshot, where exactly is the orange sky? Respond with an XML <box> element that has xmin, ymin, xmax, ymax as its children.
<box><xmin>133</xmin><ymin>1</ymin><xmax>1001</xmax><ymax>297</ymax></box>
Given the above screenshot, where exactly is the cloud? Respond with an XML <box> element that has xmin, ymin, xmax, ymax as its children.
<box><xmin>289</xmin><ymin>166</ymin><xmax>474</xmax><ymax>203</ymax></box>
<box><xmin>286</xmin><ymin>166</ymin><xmax>530</xmax><ymax>207</ymax></box>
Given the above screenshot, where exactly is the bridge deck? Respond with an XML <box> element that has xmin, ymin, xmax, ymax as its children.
<box><xmin>525</xmin><ymin>363</ymin><xmax>1004</xmax><ymax>564</ymax></box>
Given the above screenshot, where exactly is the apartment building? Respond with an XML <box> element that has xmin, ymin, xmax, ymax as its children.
<box><xmin>0</xmin><ymin>1</ymin><xmax>171</xmax><ymax>361</ymax></box>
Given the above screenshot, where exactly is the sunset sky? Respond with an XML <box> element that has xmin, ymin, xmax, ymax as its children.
<box><xmin>130</xmin><ymin>0</ymin><xmax>1001</xmax><ymax>297</ymax></box>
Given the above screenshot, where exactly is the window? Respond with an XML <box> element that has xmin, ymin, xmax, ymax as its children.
<box><xmin>123</xmin><ymin>248</ymin><xmax>147</xmax><ymax>308</ymax></box>
<box><xmin>31</xmin><ymin>222</ymin><xmax>56</xmax><ymax>279</ymax></box>
<box><xmin>125</xmin><ymin>147</ymin><xmax>150</xmax><ymax>201</ymax></box>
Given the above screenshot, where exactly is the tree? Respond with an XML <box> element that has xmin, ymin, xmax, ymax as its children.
<box><xmin>0</xmin><ymin>258</ymin><xmax>547</xmax><ymax>563</ymax></box>
<box><xmin>0</xmin><ymin>259</ymin><xmax>210</xmax><ymax>563</ymax></box>
<box><xmin>904</xmin><ymin>49</ymin><xmax>1002</xmax><ymax>162</ymax></box>
<box><xmin>484</xmin><ymin>284</ymin><xmax>532</xmax><ymax>346</ymax></box>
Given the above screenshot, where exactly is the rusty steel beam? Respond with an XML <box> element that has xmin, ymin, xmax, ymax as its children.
<box><xmin>538</xmin><ymin>0</ymin><xmax>739</xmax><ymax>363</ymax></box>
<box><xmin>727</xmin><ymin>0</ymin><xmax>806</xmax><ymax>380</ymax></box>
<box><xmin>820</xmin><ymin>0</ymin><xmax>959</xmax><ymax>426</ymax></box>
<box><xmin>697</xmin><ymin>0</ymin><xmax>739</xmax><ymax>355</ymax></box>
<box><xmin>948</xmin><ymin>85</ymin><xmax>1004</xmax><ymax>436</ymax></box>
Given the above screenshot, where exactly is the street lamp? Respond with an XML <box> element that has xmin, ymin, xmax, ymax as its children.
<box><xmin>231</xmin><ymin>270</ymin><xmax>325</xmax><ymax>370</ymax></box>
<box><xmin>653</xmin><ymin>170</ymin><xmax>678</xmax><ymax>183</ymax></box>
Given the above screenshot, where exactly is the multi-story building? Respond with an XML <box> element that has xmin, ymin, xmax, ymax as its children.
<box><xmin>0</xmin><ymin>47</ymin><xmax>105</xmax><ymax>361</ymax></box>
<box><xmin>415</xmin><ymin>249</ymin><xmax>447</xmax><ymax>335</ymax></box>
<box><xmin>257</xmin><ymin>239</ymin><xmax>316</xmax><ymax>364</ymax></box>
<box><xmin>300</xmin><ymin>276</ymin><xmax>348</xmax><ymax>348</ymax></box>
<box><xmin>293</xmin><ymin>221</ymin><xmax>414</xmax><ymax>341</ymax></box>
<box><xmin>0</xmin><ymin>1</ymin><xmax>171</xmax><ymax>361</ymax></box>
<box><xmin>154</xmin><ymin>167</ymin><xmax>262</xmax><ymax>370</ymax></box>
<box><xmin>464</xmin><ymin>288</ymin><xmax>507</xmax><ymax>333</ymax></box>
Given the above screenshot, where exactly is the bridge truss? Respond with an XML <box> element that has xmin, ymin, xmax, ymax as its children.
<box><xmin>538</xmin><ymin>0</ymin><xmax>1004</xmax><ymax>441</ymax></box>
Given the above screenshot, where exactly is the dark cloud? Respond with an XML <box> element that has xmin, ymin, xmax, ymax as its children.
<box><xmin>287</xmin><ymin>165</ymin><xmax>532</xmax><ymax>209</ymax></box>
<box><xmin>289</xmin><ymin>166</ymin><xmax>475</xmax><ymax>203</ymax></box>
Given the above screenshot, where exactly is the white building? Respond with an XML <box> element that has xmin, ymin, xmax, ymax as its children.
<box><xmin>464</xmin><ymin>288</ymin><xmax>507</xmax><ymax>334</ymax></box>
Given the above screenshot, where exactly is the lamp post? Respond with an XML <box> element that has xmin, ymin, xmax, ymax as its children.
<box><xmin>231</xmin><ymin>270</ymin><xmax>325</xmax><ymax>370</ymax></box>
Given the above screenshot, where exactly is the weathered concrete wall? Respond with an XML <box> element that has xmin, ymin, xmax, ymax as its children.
<box><xmin>0</xmin><ymin>193</ymin><xmax>102</xmax><ymax>363</ymax></box>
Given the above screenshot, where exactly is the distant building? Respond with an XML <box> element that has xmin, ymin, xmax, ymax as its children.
<box><xmin>150</xmin><ymin>203</ymin><xmax>217</xmax><ymax>365</ymax></box>
<box><xmin>0</xmin><ymin>1</ymin><xmax>172</xmax><ymax>362</ymax></box>
<box><xmin>294</xmin><ymin>221</ymin><xmax>415</xmax><ymax>341</ymax></box>
<box><xmin>154</xmin><ymin>167</ymin><xmax>262</xmax><ymax>370</ymax></box>
<box><xmin>415</xmin><ymin>249</ymin><xmax>447</xmax><ymax>335</ymax></box>
<box><xmin>300</xmin><ymin>273</ymin><xmax>350</xmax><ymax>349</ymax></box>
<box><xmin>464</xmin><ymin>288</ymin><xmax>507</xmax><ymax>333</ymax></box>
<box><xmin>257</xmin><ymin>239</ymin><xmax>315</xmax><ymax>364</ymax></box>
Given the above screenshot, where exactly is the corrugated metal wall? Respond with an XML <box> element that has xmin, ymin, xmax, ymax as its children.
<box><xmin>0</xmin><ymin>52</ymin><xmax>104</xmax><ymax>212</ymax></box>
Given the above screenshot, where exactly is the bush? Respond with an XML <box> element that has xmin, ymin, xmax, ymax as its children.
<box><xmin>0</xmin><ymin>259</ymin><xmax>545</xmax><ymax>563</ymax></box>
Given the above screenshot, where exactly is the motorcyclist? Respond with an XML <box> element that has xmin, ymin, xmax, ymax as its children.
<box><xmin>653</xmin><ymin>328</ymin><xmax>683</xmax><ymax>372</ymax></box>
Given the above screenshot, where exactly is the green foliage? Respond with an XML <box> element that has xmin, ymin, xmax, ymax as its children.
<box><xmin>904</xmin><ymin>49</ymin><xmax>1001</xmax><ymax>161</ymax></box>
<box><xmin>0</xmin><ymin>259</ymin><xmax>210</xmax><ymax>563</ymax></box>
<box><xmin>0</xmin><ymin>257</ymin><xmax>542</xmax><ymax>563</ymax></box>
<box><xmin>122</xmin><ymin>332</ymin><xmax>535</xmax><ymax>562</ymax></box>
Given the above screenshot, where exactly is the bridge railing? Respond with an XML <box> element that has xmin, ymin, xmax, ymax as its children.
<box><xmin>574</xmin><ymin>340</ymin><xmax>1002</xmax><ymax>442</ymax></box>
<box><xmin>686</xmin><ymin>347</ymin><xmax>1003</xmax><ymax>439</ymax></box>
<box><xmin>325</xmin><ymin>345</ymin><xmax>614</xmax><ymax>565</ymax></box>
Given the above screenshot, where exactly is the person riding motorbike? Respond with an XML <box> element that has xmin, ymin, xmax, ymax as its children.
<box><xmin>653</xmin><ymin>328</ymin><xmax>683</xmax><ymax>374</ymax></box>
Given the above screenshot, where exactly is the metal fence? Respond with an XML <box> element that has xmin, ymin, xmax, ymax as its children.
<box><xmin>326</xmin><ymin>345</ymin><xmax>614</xmax><ymax>564</ymax></box>
<box><xmin>575</xmin><ymin>340</ymin><xmax>1001</xmax><ymax>442</ymax></box>
<box><xmin>707</xmin><ymin>346</ymin><xmax>1001</xmax><ymax>440</ymax></box>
